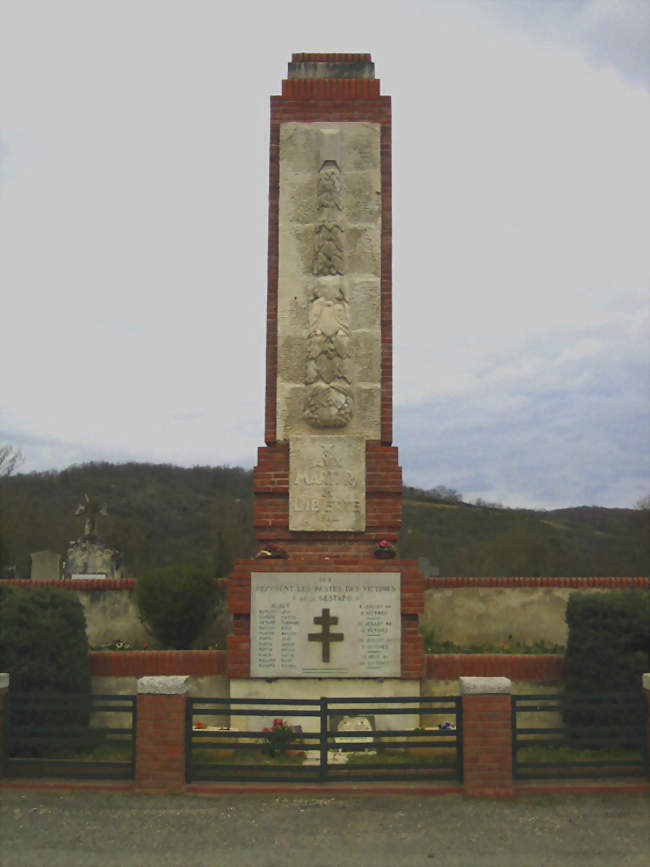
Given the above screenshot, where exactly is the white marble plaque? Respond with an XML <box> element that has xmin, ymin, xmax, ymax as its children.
<box><xmin>289</xmin><ymin>436</ymin><xmax>365</xmax><ymax>531</ymax></box>
<box><xmin>71</xmin><ymin>573</ymin><xmax>107</xmax><ymax>580</ymax></box>
<box><xmin>250</xmin><ymin>572</ymin><xmax>400</xmax><ymax>678</ymax></box>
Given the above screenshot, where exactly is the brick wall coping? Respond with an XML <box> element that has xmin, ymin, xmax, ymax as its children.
<box><xmin>425</xmin><ymin>576</ymin><xmax>649</xmax><ymax>588</ymax></box>
<box><xmin>137</xmin><ymin>675</ymin><xmax>190</xmax><ymax>695</ymax></box>
<box><xmin>5</xmin><ymin>576</ymin><xmax>646</xmax><ymax>591</ymax></box>
<box><xmin>3</xmin><ymin>579</ymin><xmax>136</xmax><ymax>590</ymax></box>
<box><xmin>90</xmin><ymin>650</ymin><xmax>227</xmax><ymax>677</ymax></box>
<box><xmin>425</xmin><ymin>653</ymin><xmax>564</xmax><ymax>681</ymax></box>
<box><xmin>89</xmin><ymin>650</ymin><xmax>562</xmax><ymax>681</ymax></box>
<box><xmin>0</xmin><ymin>674</ymin><xmax>8</xmax><ymax>690</ymax></box>
<box><xmin>460</xmin><ymin>676</ymin><xmax>511</xmax><ymax>695</ymax></box>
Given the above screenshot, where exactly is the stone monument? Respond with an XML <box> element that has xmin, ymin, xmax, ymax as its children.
<box><xmin>62</xmin><ymin>494</ymin><xmax>124</xmax><ymax>580</ymax></box>
<box><xmin>30</xmin><ymin>549</ymin><xmax>62</xmax><ymax>580</ymax></box>
<box><xmin>226</xmin><ymin>54</ymin><xmax>424</xmax><ymax>706</ymax></box>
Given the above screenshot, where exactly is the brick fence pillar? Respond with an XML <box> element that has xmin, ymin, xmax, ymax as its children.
<box><xmin>460</xmin><ymin>676</ymin><xmax>514</xmax><ymax>798</ymax></box>
<box><xmin>136</xmin><ymin>675</ymin><xmax>189</xmax><ymax>793</ymax></box>
<box><xmin>640</xmin><ymin>673</ymin><xmax>650</xmax><ymax>770</ymax></box>
<box><xmin>0</xmin><ymin>674</ymin><xmax>8</xmax><ymax>778</ymax></box>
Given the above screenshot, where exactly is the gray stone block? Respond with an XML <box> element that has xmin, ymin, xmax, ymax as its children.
<box><xmin>137</xmin><ymin>675</ymin><xmax>190</xmax><ymax>695</ymax></box>
<box><xmin>459</xmin><ymin>676</ymin><xmax>512</xmax><ymax>695</ymax></box>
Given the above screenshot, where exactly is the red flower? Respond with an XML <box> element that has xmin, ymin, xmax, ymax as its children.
<box><xmin>273</xmin><ymin>718</ymin><xmax>283</xmax><ymax>727</ymax></box>
<box><xmin>195</xmin><ymin>721</ymin><xmax>203</xmax><ymax>729</ymax></box>
<box><xmin>378</xmin><ymin>540</ymin><xmax>391</xmax><ymax>548</ymax></box>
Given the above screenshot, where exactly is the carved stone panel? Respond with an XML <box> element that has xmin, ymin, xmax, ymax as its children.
<box><xmin>276</xmin><ymin>122</ymin><xmax>381</xmax><ymax>441</ymax></box>
<box><xmin>289</xmin><ymin>435</ymin><xmax>365</xmax><ymax>531</ymax></box>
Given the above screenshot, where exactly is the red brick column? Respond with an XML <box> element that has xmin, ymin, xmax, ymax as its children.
<box><xmin>0</xmin><ymin>674</ymin><xmax>8</xmax><ymax>778</ymax></box>
<box><xmin>640</xmin><ymin>673</ymin><xmax>650</xmax><ymax>780</ymax></box>
<box><xmin>135</xmin><ymin>675</ymin><xmax>189</xmax><ymax>793</ymax></box>
<box><xmin>460</xmin><ymin>676</ymin><xmax>514</xmax><ymax>798</ymax></box>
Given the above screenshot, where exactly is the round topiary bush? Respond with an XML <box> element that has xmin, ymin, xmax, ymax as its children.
<box><xmin>135</xmin><ymin>566</ymin><xmax>220</xmax><ymax>649</ymax></box>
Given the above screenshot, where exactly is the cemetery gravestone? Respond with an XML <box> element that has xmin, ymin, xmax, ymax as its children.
<box><xmin>30</xmin><ymin>549</ymin><xmax>61</xmax><ymax>580</ymax></box>
<box><xmin>63</xmin><ymin>494</ymin><xmax>124</xmax><ymax>580</ymax></box>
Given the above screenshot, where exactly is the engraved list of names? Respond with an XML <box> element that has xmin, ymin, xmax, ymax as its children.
<box><xmin>250</xmin><ymin>572</ymin><xmax>401</xmax><ymax>678</ymax></box>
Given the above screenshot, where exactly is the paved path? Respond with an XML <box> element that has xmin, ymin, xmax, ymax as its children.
<box><xmin>1</xmin><ymin>789</ymin><xmax>648</xmax><ymax>866</ymax></box>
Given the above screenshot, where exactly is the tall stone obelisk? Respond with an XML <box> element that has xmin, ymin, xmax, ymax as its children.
<box><xmin>227</xmin><ymin>55</ymin><xmax>424</xmax><ymax>692</ymax></box>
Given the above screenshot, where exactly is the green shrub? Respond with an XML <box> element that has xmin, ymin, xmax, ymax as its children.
<box><xmin>135</xmin><ymin>566</ymin><xmax>220</xmax><ymax>649</ymax></box>
<box><xmin>0</xmin><ymin>584</ymin><xmax>90</xmax><ymax>693</ymax></box>
<box><xmin>563</xmin><ymin>590</ymin><xmax>650</xmax><ymax>746</ymax></box>
<box><xmin>0</xmin><ymin>585</ymin><xmax>91</xmax><ymax>746</ymax></box>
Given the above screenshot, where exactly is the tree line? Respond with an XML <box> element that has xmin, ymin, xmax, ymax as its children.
<box><xmin>0</xmin><ymin>459</ymin><xmax>647</xmax><ymax>578</ymax></box>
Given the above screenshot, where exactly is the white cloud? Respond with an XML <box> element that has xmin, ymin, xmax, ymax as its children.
<box><xmin>0</xmin><ymin>0</ymin><xmax>648</xmax><ymax>508</ymax></box>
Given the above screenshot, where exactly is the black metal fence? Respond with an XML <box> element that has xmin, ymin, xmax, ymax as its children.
<box><xmin>3</xmin><ymin>692</ymin><xmax>136</xmax><ymax>780</ymax></box>
<box><xmin>186</xmin><ymin>695</ymin><xmax>462</xmax><ymax>783</ymax></box>
<box><xmin>511</xmin><ymin>692</ymin><xmax>648</xmax><ymax>780</ymax></box>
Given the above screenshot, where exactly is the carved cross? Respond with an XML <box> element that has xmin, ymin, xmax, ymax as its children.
<box><xmin>308</xmin><ymin>608</ymin><xmax>344</xmax><ymax>663</ymax></box>
<box><xmin>75</xmin><ymin>494</ymin><xmax>107</xmax><ymax>539</ymax></box>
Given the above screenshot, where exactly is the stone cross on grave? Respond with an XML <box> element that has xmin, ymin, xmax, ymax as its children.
<box><xmin>75</xmin><ymin>494</ymin><xmax>107</xmax><ymax>539</ymax></box>
<box><xmin>308</xmin><ymin>608</ymin><xmax>344</xmax><ymax>663</ymax></box>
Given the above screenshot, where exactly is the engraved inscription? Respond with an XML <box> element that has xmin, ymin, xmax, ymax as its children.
<box><xmin>250</xmin><ymin>572</ymin><xmax>401</xmax><ymax>678</ymax></box>
<box><xmin>290</xmin><ymin>436</ymin><xmax>365</xmax><ymax>532</ymax></box>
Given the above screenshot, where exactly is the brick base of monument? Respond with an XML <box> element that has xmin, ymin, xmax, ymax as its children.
<box><xmin>253</xmin><ymin>442</ymin><xmax>403</xmax><ymax>554</ymax></box>
<box><xmin>226</xmin><ymin>557</ymin><xmax>425</xmax><ymax>679</ymax></box>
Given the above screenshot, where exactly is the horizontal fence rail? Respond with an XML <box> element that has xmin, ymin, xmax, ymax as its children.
<box><xmin>3</xmin><ymin>692</ymin><xmax>136</xmax><ymax>780</ymax></box>
<box><xmin>186</xmin><ymin>695</ymin><xmax>462</xmax><ymax>784</ymax></box>
<box><xmin>512</xmin><ymin>692</ymin><xmax>648</xmax><ymax>781</ymax></box>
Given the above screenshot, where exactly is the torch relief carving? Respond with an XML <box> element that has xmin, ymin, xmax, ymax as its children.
<box><xmin>304</xmin><ymin>130</ymin><xmax>353</xmax><ymax>428</ymax></box>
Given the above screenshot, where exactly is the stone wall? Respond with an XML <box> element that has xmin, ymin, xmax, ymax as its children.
<box><xmin>422</xmin><ymin>577</ymin><xmax>649</xmax><ymax>646</ymax></box>
<box><xmin>3</xmin><ymin>580</ymin><xmax>230</xmax><ymax>649</ymax></box>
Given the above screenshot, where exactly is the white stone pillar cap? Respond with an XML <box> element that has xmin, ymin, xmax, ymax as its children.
<box><xmin>137</xmin><ymin>675</ymin><xmax>190</xmax><ymax>695</ymax></box>
<box><xmin>643</xmin><ymin>673</ymin><xmax>650</xmax><ymax>692</ymax></box>
<box><xmin>460</xmin><ymin>676</ymin><xmax>511</xmax><ymax>695</ymax></box>
<box><xmin>0</xmin><ymin>673</ymin><xmax>9</xmax><ymax>690</ymax></box>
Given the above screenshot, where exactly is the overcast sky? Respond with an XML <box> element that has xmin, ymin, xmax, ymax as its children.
<box><xmin>1</xmin><ymin>0</ymin><xmax>648</xmax><ymax>509</ymax></box>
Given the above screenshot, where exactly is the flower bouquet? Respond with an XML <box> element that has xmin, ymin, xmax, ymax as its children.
<box><xmin>374</xmin><ymin>539</ymin><xmax>397</xmax><ymax>559</ymax></box>
<box><xmin>255</xmin><ymin>543</ymin><xmax>287</xmax><ymax>559</ymax></box>
<box><xmin>261</xmin><ymin>718</ymin><xmax>304</xmax><ymax>757</ymax></box>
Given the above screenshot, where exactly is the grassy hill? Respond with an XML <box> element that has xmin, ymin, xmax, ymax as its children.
<box><xmin>399</xmin><ymin>489</ymin><xmax>648</xmax><ymax>576</ymax></box>
<box><xmin>0</xmin><ymin>462</ymin><xmax>647</xmax><ymax>578</ymax></box>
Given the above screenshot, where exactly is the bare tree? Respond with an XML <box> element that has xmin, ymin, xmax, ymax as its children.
<box><xmin>0</xmin><ymin>444</ymin><xmax>23</xmax><ymax>477</ymax></box>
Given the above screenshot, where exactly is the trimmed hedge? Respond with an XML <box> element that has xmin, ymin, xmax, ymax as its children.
<box><xmin>564</xmin><ymin>590</ymin><xmax>650</xmax><ymax>746</ymax></box>
<box><xmin>0</xmin><ymin>584</ymin><xmax>91</xmax><ymax>741</ymax></box>
<box><xmin>0</xmin><ymin>584</ymin><xmax>90</xmax><ymax>694</ymax></box>
<box><xmin>135</xmin><ymin>566</ymin><xmax>220</xmax><ymax>649</ymax></box>
<box><xmin>565</xmin><ymin>590</ymin><xmax>650</xmax><ymax>693</ymax></box>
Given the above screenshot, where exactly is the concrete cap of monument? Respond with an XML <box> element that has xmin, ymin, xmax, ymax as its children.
<box><xmin>460</xmin><ymin>676</ymin><xmax>512</xmax><ymax>695</ymax></box>
<box><xmin>137</xmin><ymin>675</ymin><xmax>190</xmax><ymax>695</ymax></box>
<box><xmin>289</xmin><ymin>53</ymin><xmax>374</xmax><ymax>80</ymax></box>
<box><xmin>0</xmin><ymin>673</ymin><xmax>9</xmax><ymax>689</ymax></box>
<box><xmin>643</xmin><ymin>673</ymin><xmax>650</xmax><ymax>691</ymax></box>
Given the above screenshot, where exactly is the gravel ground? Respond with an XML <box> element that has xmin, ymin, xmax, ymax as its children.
<box><xmin>0</xmin><ymin>789</ymin><xmax>648</xmax><ymax>867</ymax></box>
